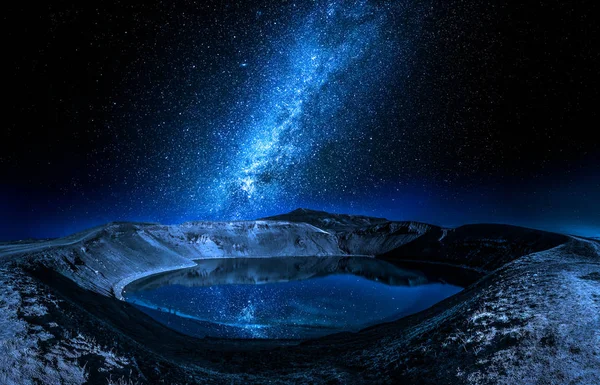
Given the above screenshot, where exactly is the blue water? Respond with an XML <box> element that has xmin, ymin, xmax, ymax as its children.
<box><xmin>125</xmin><ymin>272</ymin><xmax>462</xmax><ymax>339</ymax></box>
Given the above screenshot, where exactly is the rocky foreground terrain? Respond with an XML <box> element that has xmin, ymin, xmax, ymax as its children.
<box><xmin>0</xmin><ymin>209</ymin><xmax>598</xmax><ymax>384</ymax></box>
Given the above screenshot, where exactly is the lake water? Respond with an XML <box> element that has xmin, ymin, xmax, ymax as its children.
<box><xmin>124</xmin><ymin>256</ymin><xmax>462</xmax><ymax>339</ymax></box>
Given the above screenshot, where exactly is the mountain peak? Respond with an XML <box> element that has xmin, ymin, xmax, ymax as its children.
<box><xmin>261</xmin><ymin>208</ymin><xmax>389</xmax><ymax>232</ymax></box>
<box><xmin>290</xmin><ymin>208</ymin><xmax>315</xmax><ymax>214</ymax></box>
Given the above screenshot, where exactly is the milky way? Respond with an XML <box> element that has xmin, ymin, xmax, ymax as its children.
<box><xmin>200</xmin><ymin>1</ymin><xmax>411</xmax><ymax>219</ymax></box>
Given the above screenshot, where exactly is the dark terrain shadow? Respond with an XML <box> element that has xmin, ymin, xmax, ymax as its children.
<box><xmin>381</xmin><ymin>224</ymin><xmax>569</xmax><ymax>270</ymax></box>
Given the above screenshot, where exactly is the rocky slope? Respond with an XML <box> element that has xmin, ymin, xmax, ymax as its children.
<box><xmin>381</xmin><ymin>223</ymin><xmax>570</xmax><ymax>271</ymax></box>
<box><xmin>265</xmin><ymin>208</ymin><xmax>436</xmax><ymax>255</ymax></box>
<box><xmin>0</xmin><ymin>209</ymin><xmax>597</xmax><ymax>385</ymax></box>
<box><xmin>2</xmin><ymin>220</ymin><xmax>343</xmax><ymax>299</ymax></box>
<box><xmin>262</xmin><ymin>208</ymin><xmax>389</xmax><ymax>232</ymax></box>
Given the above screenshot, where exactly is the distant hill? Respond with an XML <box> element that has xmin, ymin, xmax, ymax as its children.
<box><xmin>262</xmin><ymin>208</ymin><xmax>389</xmax><ymax>232</ymax></box>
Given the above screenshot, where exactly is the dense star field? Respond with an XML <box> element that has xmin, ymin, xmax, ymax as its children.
<box><xmin>3</xmin><ymin>0</ymin><xmax>599</xmax><ymax>239</ymax></box>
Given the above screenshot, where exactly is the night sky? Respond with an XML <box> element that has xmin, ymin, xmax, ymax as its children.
<box><xmin>3</xmin><ymin>0</ymin><xmax>599</xmax><ymax>240</ymax></box>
